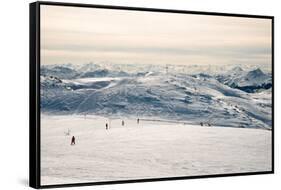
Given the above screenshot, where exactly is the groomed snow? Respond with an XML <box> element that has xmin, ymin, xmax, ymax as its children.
<box><xmin>41</xmin><ymin>115</ymin><xmax>272</xmax><ymax>185</ymax></box>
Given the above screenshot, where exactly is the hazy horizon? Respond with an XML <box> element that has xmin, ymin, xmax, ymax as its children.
<box><xmin>41</xmin><ymin>5</ymin><xmax>272</xmax><ymax>68</ymax></box>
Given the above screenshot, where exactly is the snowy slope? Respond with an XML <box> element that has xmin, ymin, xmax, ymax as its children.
<box><xmin>41</xmin><ymin>115</ymin><xmax>272</xmax><ymax>185</ymax></box>
<box><xmin>40</xmin><ymin>63</ymin><xmax>272</xmax><ymax>129</ymax></box>
<box><xmin>216</xmin><ymin>67</ymin><xmax>272</xmax><ymax>93</ymax></box>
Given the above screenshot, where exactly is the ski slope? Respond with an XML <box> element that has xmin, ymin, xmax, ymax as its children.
<box><xmin>41</xmin><ymin>115</ymin><xmax>272</xmax><ymax>185</ymax></box>
<box><xmin>40</xmin><ymin>63</ymin><xmax>272</xmax><ymax>130</ymax></box>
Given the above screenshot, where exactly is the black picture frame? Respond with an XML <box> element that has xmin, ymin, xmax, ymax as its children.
<box><xmin>29</xmin><ymin>1</ymin><xmax>274</xmax><ymax>189</ymax></box>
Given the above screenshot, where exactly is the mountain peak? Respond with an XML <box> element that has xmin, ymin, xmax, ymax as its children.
<box><xmin>231</xmin><ymin>66</ymin><xmax>243</xmax><ymax>72</ymax></box>
<box><xmin>247</xmin><ymin>68</ymin><xmax>264</xmax><ymax>76</ymax></box>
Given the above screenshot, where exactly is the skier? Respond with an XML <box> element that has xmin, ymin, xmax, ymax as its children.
<box><xmin>137</xmin><ymin>118</ymin><xmax>140</xmax><ymax>124</ymax></box>
<box><xmin>122</xmin><ymin>120</ymin><xmax>125</xmax><ymax>126</ymax></box>
<box><xmin>71</xmin><ymin>136</ymin><xmax>75</xmax><ymax>145</ymax></box>
<box><xmin>106</xmin><ymin>123</ymin><xmax>109</xmax><ymax>130</ymax></box>
<box><xmin>200</xmin><ymin>122</ymin><xmax>203</xmax><ymax>127</ymax></box>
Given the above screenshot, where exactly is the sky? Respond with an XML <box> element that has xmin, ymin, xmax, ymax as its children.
<box><xmin>41</xmin><ymin>5</ymin><xmax>272</xmax><ymax>67</ymax></box>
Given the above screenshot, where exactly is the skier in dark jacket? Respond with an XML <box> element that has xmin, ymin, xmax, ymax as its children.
<box><xmin>106</xmin><ymin>123</ymin><xmax>109</xmax><ymax>130</ymax></box>
<box><xmin>71</xmin><ymin>136</ymin><xmax>75</xmax><ymax>145</ymax></box>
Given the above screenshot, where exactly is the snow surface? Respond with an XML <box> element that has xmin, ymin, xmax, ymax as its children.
<box><xmin>215</xmin><ymin>67</ymin><xmax>272</xmax><ymax>92</ymax></box>
<box><xmin>40</xmin><ymin>63</ymin><xmax>272</xmax><ymax>185</ymax></box>
<box><xmin>41</xmin><ymin>115</ymin><xmax>272</xmax><ymax>185</ymax></box>
<box><xmin>41</xmin><ymin>71</ymin><xmax>272</xmax><ymax>129</ymax></box>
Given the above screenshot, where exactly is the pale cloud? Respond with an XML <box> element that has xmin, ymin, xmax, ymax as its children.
<box><xmin>41</xmin><ymin>5</ymin><xmax>272</xmax><ymax>67</ymax></box>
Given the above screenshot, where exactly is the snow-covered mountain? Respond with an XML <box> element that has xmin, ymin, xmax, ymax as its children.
<box><xmin>40</xmin><ymin>63</ymin><xmax>272</xmax><ymax>129</ymax></box>
<box><xmin>216</xmin><ymin>67</ymin><xmax>272</xmax><ymax>93</ymax></box>
<box><xmin>41</xmin><ymin>65</ymin><xmax>79</xmax><ymax>79</ymax></box>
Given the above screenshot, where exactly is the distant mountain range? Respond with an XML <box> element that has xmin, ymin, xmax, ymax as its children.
<box><xmin>216</xmin><ymin>67</ymin><xmax>272</xmax><ymax>93</ymax></box>
<box><xmin>40</xmin><ymin>63</ymin><xmax>272</xmax><ymax>129</ymax></box>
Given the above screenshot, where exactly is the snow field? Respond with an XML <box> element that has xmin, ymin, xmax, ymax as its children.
<box><xmin>41</xmin><ymin>115</ymin><xmax>272</xmax><ymax>185</ymax></box>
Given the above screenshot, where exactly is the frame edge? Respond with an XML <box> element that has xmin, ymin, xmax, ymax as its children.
<box><xmin>37</xmin><ymin>0</ymin><xmax>274</xmax><ymax>19</ymax></box>
<box><xmin>31</xmin><ymin>1</ymin><xmax>275</xmax><ymax>188</ymax></box>
<box><xmin>29</xmin><ymin>1</ymin><xmax>40</xmax><ymax>189</ymax></box>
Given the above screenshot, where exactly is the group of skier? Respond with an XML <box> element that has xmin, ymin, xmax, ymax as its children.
<box><xmin>105</xmin><ymin>118</ymin><xmax>140</xmax><ymax>130</ymax></box>
<box><xmin>70</xmin><ymin>118</ymin><xmax>141</xmax><ymax>145</ymax></box>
